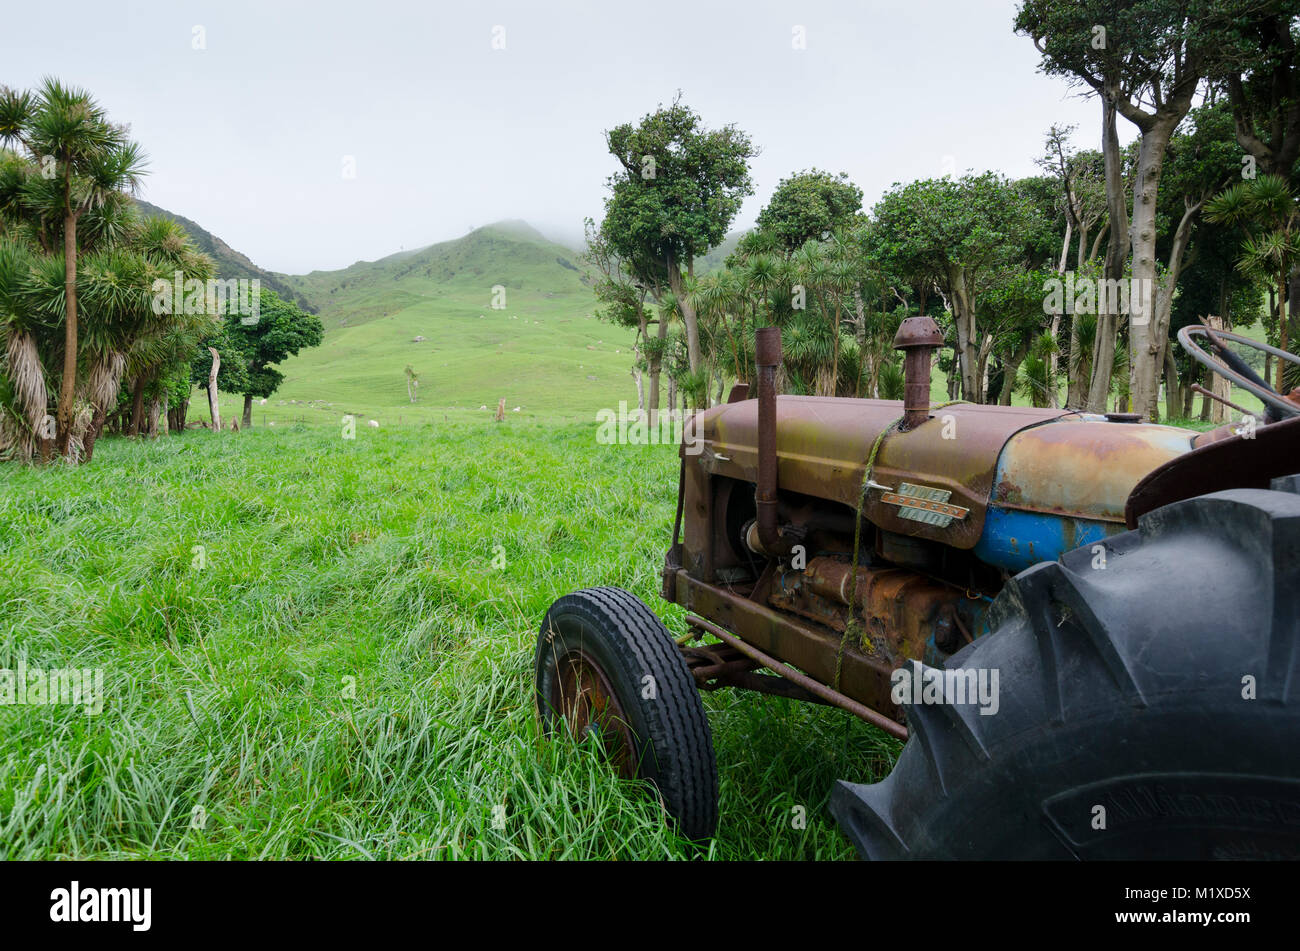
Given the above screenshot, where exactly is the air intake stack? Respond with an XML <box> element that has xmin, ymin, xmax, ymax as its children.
<box><xmin>892</xmin><ymin>316</ymin><xmax>944</xmax><ymax>431</ymax></box>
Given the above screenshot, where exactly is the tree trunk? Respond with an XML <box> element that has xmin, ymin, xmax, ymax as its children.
<box><xmin>1089</xmin><ymin>223</ymin><xmax>1107</xmax><ymax>263</ymax></box>
<box><xmin>667</xmin><ymin>254</ymin><xmax>701</xmax><ymax>395</ymax></box>
<box><xmin>1127</xmin><ymin>121</ymin><xmax>1179</xmax><ymax>421</ymax></box>
<box><xmin>242</xmin><ymin>393</ymin><xmax>254</xmax><ymax>429</ymax></box>
<box><xmin>128</xmin><ymin>375</ymin><xmax>147</xmax><ymax>437</ymax></box>
<box><xmin>207</xmin><ymin>347</ymin><xmax>222</xmax><ymax>431</ymax></box>
<box><xmin>632</xmin><ymin>354</ymin><xmax>644</xmax><ymax>412</ymax></box>
<box><xmin>56</xmin><ymin>211</ymin><xmax>79</xmax><ymax>458</ymax></box>
<box><xmin>1087</xmin><ymin>94</ymin><xmax>1129</xmax><ymax>413</ymax></box>
<box><xmin>170</xmin><ymin>398</ymin><xmax>190</xmax><ymax>433</ymax></box>
<box><xmin>1206</xmin><ymin>315</ymin><xmax>1230</xmax><ymax>424</ymax></box>
<box><xmin>647</xmin><ymin>361</ymin><xmax>661</xmax><ymax>422</ymax></box>
<box><xmin>999</xmin><ymin>337</ymin><xmax>1031</xmax><ymax>405</ymax></box>
<box><xmin>976</xmin><ymin>334</ymin><xmax>995</xmax><ymax>403</ymax></box>
<box><xmin>143</xmin><ymin>398</ymin><xmax>160</xmax><ymax>436</ymax></box>
<box><xmin>81</xmin><ymin>406</ymin><xmax>106</xmax><ymax>461</ymax></box>
<box><xmin>1163</xmin><ymin>345</ymin><xmax>1180</xmax><ymax>422</ymax></box>
<box><xmin>949</xmin><ymin>271</ymin><xmax>979</xmax><ymax>401</ymax></box>
<box><xmin>1145</xmin><ymin>198</ymin><xmax>1203</xmax><ymax>423</ymax></box>
<box><xmin>648</xmin><ymin>314</ymin><xmax>668</xmax><ymax>425</ymax></box>
<box><xmin>81</xmin><ymin>350</ymin><xmax>124</xmax><ymax>455</ymax></box>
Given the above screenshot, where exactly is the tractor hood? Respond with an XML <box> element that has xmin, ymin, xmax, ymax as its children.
<box><xmin>694</xmin><ymin>396</ymin><xmax>1197</xmax><ymax>551</ymax></box>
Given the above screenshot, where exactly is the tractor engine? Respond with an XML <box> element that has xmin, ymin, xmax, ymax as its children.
<box><xmin>662</xmin><ymin>319</ymin><xmax>1198</xmax><ymax>720</ymax></box>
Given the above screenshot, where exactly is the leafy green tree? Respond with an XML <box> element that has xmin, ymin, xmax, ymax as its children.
<box><xmin>686</xmin><ymin>266</ymin><xmax>753</xmax><ymax>398</ymax></box>
<box><xmin>868</xmin><ymin>173</ymin><xmax>1049</xmax><ymax>401</ymax></box>
<box><xmin>0</xmin><ymin>79</ymin><xmax>146</xmax><ymax>457</ymax></box>
<box><xmin>1037</xmin><ymin>125</ymin><xmax>1109</xmax><ymax>272</ymax></box>
<box><xmin>0</xmin><ymin>153</ymin><xmax>211</xmax><ymax>459</ymax></box>
<box><xmin>754</xmin><ymin>169</ymin><xmax>863</xmax><ymax>253</ymax></box>
<box><xmin>226</xmin><ymin>290</ymin><xmax>323</xmax><ymax>427</ymax></box>
<box><xmin>835</xmin><ymin>221</ymin><xmax>910</xmax><ymax>399</ymax></box>
<box><xmin>600</xmin><ymin>96</ymin><xmax>756</xmax><ymax>399</ymax></box>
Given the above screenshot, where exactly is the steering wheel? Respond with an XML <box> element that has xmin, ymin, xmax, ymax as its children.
<box><xmin>1177</xmin><ymin>324</ymin><xmax>1300</xmax><ymax>420</ymax></box>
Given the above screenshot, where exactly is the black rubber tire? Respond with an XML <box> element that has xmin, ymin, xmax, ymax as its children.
<box><xmin>831</xmin><ymin>486</ymin><xmax>1300</xmax><ymax>859</ymax></box>
<box><xmin>535</xmin><ymin>586</ymin><xmax>719</xmax><ymax>840</ymax></box>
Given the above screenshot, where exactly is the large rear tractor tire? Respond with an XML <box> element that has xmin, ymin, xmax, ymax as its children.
<box><xmin>831</xmin><ymin>486</ymin><xmax>1300</xmax><ymax>859</ymax></box>
<box><xmin>535</xmin><ymin>587</ymin><xmax>718</xmax><ymax>841</ymax></box>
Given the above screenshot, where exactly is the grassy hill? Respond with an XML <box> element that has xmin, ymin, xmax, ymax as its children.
<box><xmin>277</xmin><ymin>220</ymin><xmax>590</xmax><ymax>328</ymax></box>
<box><xmin>256</xmin><ymin>222</ymin><xmax>637</xmax><ymax>425</ymax></box>
<box><xmin>124</xmin><ymin>209</ymin><xmax>641</xmax><ymax>423</ymax></box>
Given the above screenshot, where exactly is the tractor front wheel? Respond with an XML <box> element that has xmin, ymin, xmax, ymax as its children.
<box><xmin>535</xmin><ymin>587</ymin><xmax>718</xmax><ymax>840</ymax></box>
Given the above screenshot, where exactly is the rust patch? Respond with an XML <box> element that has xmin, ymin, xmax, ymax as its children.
<box><xmin>769</xmin><ymin>557</ymin><xmax>963</xmax><ymax>669</ymax></box>
<box><xmin>993</xmin><ymin>419</ymin><xmax>1194</xmax><ymax>522</ymax></box>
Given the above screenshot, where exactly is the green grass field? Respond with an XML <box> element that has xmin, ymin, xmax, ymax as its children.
<box><xmin>261</xmin><ymin>303</ymin><xmax>636</xmax><ymax>426</ymax></box>
<box><xmin>0</xmin><ymin>421</ymin><xmax>898</xmax><ymax>859</ymax></box>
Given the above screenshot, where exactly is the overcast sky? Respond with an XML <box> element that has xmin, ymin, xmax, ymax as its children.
<box><xmin>4</xmin><ymin>0</ymin><xmax>1126</xmax><ymax>274</ymax></box>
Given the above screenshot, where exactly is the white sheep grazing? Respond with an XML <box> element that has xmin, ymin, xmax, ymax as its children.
<box><xmin>512</xmin><ymin>406</ymin><xmax>521</xmax><ymax>412</ymax></box>
<box><xmin>368</xmin><ymin>420</ymin><xmax>379</xmax><ymax>428</ymax></box>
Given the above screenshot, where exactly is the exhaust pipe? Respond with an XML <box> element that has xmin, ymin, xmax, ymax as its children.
<box><xmin>754</xmin><ymin>326</ymin><xmax>782</xmax><ymax>556</ymax></box>
<box><xmin>892</xmin><ymin>316</ymin><xmax>944</xmax><ymax>431</ymax></box>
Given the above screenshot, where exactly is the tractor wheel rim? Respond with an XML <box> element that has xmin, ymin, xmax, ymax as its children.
<box><xmin>553</xmin><ymin>650</ymin><xmax>636</xmax><ymax>778</ymax></box>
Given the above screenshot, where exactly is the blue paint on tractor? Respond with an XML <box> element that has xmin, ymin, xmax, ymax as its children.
<box><xmin>973</xmin><ymin>506</ymin><xmax>1116</xmax><ymax>574</ymax></box>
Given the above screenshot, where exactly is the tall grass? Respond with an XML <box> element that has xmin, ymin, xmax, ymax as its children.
<box><xmin>0</xmin><ymin>421</ymin><xmax>898</xmax><ymax>859</ymax></box>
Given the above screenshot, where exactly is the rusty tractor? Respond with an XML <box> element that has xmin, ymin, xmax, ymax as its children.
<box><xmin>535</xmin><ymin>318</ymin><xmax>1300</xmax><ymax>858</ymax></box>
